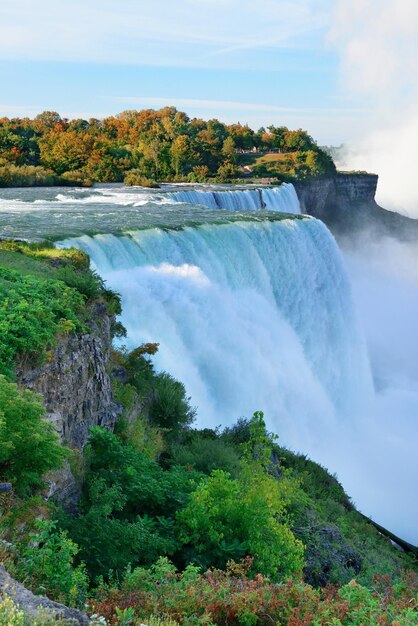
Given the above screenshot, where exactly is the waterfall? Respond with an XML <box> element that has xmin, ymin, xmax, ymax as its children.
<box><xmin>168</xmin><ymin>182</ymin><xmax>301</xmax><ymax>214</ymax></box>
<box><xmin>59</xmin><ymin>217</ymin><xmax>372</xmax><ymax>452</ymax></box>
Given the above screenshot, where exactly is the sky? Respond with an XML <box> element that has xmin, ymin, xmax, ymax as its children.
<box><xmin>0</xmin><ymin>0</ymin><xmax>416</xmax><ymax>160</ymax></box>
<box><xmin>0</xmin><ymin>0</ymin><xmax>375</xmax><ymax>145</ymax></box>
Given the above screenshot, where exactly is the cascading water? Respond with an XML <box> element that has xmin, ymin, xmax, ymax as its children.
<box><xmin>168</xmin><ymin>182</ymin><xmax>301</xmax><ymax>214</ymax></box>
<box><xmin>2</xmin><ymin>179</ymin><xmax>415</xmax><ymax>541</ymax></box>
<box><xmin>59</xmin><ymin>217</ymin><xmax>372</xmax><ymax>452</ymax></box>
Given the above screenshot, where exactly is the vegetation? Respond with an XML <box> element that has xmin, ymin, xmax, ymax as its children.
<box><xmin>124</xmin><ymin>171</ymin><xmax>159</xmax><ymax>187</ymax></box>
<box><xmin>0</xmin><ymin>163</ymin><xmax>93</xmax><ymax>187</ymax></box>
<box><xmin>90</xmin><ymin>558</ymin><xmax>418</xmax><ymax>626</ymax></box>
<box><xmin>0</xmin><ymin>376</ymin><xmax>67</xmax><ymax>494</ymax></box>
<box><xmin>0</xmin><ymin>109</ymin><xmax>335</xmax><ymax>186</ymax></box>
<box><xmin>0</xmin><ymin>244</ymin><xmax>416</xmax><ymax>624</ymax></box>
<box><xmin>0</xmin><ymin>239</ymin><xmax>120</xmax><ymax>378</ymax></box>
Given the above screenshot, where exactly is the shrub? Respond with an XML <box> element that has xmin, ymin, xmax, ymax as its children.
<box><xmin>0</xmin><ymin>266</ymin><xmax>85</xmax><ymax>377</ymax></box>
<box><xmin>0</xmin><ymin>595</ymin><xmax>26</xmax><ymax>626</ymax></box>
<box><xmin>0</xmin><ymin>376</ymin><xmax>67</xmax><ymax>494</ymax></box>
<box><xmin>14</xmin><ymin>519</ymin><xmax>89</xmax><ymax>608</ymax></box>
<box><xmin>64</xmin><ymin>427</ymin><xmax>201</xmax><ymax>579</ymax></box>
<box><xmin>171</xmin><ymin>434</ymin><xmax>241</xmax><ymax>477</ymax></box>
<box><xmin>60</xmin><ymin>169</ymin><xmax>93</xmax><ymax>187</ymax></box>
<box><xmin>90</xmin><ymin>558</ymin><xmax>418</xmax><ymax>626</ymax></box>
<box><xmin>0</xmin><ymin>164</ymin><xmax>59</xmax><ymax>187</ymax></box>
<box><xmin>124</xmin><ymin>171</ymin><xmax>159</xmax><ymax>187</ymax></box>
<box><xmin>150</xmin><ymin>373</ymin><xmax>196</xmax><ymax>437</ymax></box>
<box><xmin>216</xmin><ymin>162</ymin><xmax>239</xmax><ymax>182</ymax></box>
<box><xmin>177</xmin><ymin>413</ymin><xmax>305</xmax><ymax>578</ymax></box>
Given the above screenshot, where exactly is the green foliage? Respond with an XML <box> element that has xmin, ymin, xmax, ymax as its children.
<box><xmin>0</xmin><ymin>266</ymin><xmax>85</xmax><ymax>377</ymax></box>
<box><xmin>177</xmin><ymin>412</ymin><xmax>305</xmax><ymax>579</ymax></box>
<box><xmin>64</xmin><ymin>427</ymin><xmax>201</xmax><ymax>579</ymax></box>
<box><xmin>171</xmin><ymin>430</ymin><xmax>241</xmax><ymax>476</ymax></box>
<box><xmin>0</xmin><ymin>376</ymin><xmax>67</xmax><ymax>494</ymax></box>
<box><xmin>149</xmin><ymin>372</ymin><xmax>196</xmax><ymax>437</ymax></box>
<box><xmin>0</xmin><ymin>164</ymin><xmax>59</xmax><ymax>187</ymax></box>
<box><xmin>114</xmin><ymin>345</ymin><xmax>196</xmax><ymax>442</ymax></box>
<box><xmin>0</xmin><ymin>109</ymin><xmax>335</xmax><ymax>185</ymax></box>
<box><xmin>14</xmin><ymin>519</ymin><xmax>88</xmax><ymax>608</ymax></box>
<box><xmin>0</xmin><ymin>241</ymin><xmax>122</xmax><ymax>376</ymax></box>
<box><xmin>124</xmin><ymin>170</ymin><xmax>160</xmax><ymax>187</ymax></box>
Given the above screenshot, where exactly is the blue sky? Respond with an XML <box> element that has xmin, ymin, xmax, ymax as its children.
<box><xmin>0</xmin><ymin>0</ymin><xmax>372</xmax><ymax>144</ymax></box>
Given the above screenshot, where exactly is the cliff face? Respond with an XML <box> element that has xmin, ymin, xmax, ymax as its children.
<box><xmin>294</xmin><ymin>173</ymin><xmax>418</xmax><ymax>240</ymax></box>
<box><xmin>294</xmin><ymin>173</ymin><xmax>378</xmax><ymax>222</ymax></box>
<box><xmin>17</xmin><ymin>301</ymin><xmax>121</xmax><ymax>505</ymax></box>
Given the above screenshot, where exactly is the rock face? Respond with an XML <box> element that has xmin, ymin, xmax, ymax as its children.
<box><xmin>294</xmin><ymin>173</ymin><xmax>418</xmax><ymax>240</ymax></box>
<box><xmin>17</xmin><ymin>301</ymin><xmax>121</xmax><ymax>506</ymax></box>
<box><xmin>0</xmin><ymin>565</ymin><xmax>88</xmax><ymax>624</ymax></box>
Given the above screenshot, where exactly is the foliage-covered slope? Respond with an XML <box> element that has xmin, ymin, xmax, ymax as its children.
<box><xmin>0</xmin><ymin>242</ymin><xmax>416</xmax><ymax>625</ymax></box>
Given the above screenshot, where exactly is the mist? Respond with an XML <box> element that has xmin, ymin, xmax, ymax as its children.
<box><xmin>318</xmin><ymin>233</ymin><xmax>418</xmax><ymax>544</ymax></box>
<box><xmin>331</xmin><ymin>0</ymin><xmax>418</xmax><ymax>216</ymax></box>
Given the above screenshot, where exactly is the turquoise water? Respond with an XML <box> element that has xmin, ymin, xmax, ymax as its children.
<box><xmin>0</xmin><ymin>182</ymin><xmax>301</xmax><ymax>240</ymax></box>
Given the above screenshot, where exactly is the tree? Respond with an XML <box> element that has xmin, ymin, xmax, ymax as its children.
<box><xmin>170</xmin><ymin>134</ymin><xmax>189</xmax><ymax>176</ymax></box>
<box><xmin>222</xmin><ymin>136</ymin><xmax>236</xmax><ymax>162</ymax></box>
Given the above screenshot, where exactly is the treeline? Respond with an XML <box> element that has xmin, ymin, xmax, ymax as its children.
<box><xmin>0</xmin><ymin>108</ymin><xmax>335</xmax><ymax>186</ymax></box>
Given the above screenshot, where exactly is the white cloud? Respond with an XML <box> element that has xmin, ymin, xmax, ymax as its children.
<box><xmin>0</xmin><ymin>0</ymin><xmax>331</xmax><ymax>66</ymax></box>
<box><xmin>330</xmin><ymin>0</ymin><xmax>418</xmax><ymax>215</ymax></box>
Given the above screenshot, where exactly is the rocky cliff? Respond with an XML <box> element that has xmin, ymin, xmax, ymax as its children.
<box><xmin>17</xmin><ymin>301</ymin><xmax>121</xmax><ymax>505</ymax></box>
<box><xmin>294</xmin><ymin>173</ymin><xmax>418</xmax><ymax>240</ymax></box>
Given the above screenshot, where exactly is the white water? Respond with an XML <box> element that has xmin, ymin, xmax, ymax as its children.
<box><xmin>60</xmin><ymin>218</ymin><xmax>372</xmax><ymax>451</ymax></box>
<box><xmin>53</xmin><ymin>184</ymin><xmax>417</xmax><ymax>543</ymax></box>
<box><xmin>168</xmin><ymin>182</ymin><xmax>301</xmax><ymax>213</ymax></box>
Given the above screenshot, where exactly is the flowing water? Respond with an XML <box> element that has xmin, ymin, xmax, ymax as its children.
<box><xmin>0</xmin><ymin>182</ymin><xmax>300</xmax><ymax>240</ymax></box>
<box><xmin>1</xmin><ymin>182</ymin><xmax>417</xmax><ymax>542</ymax></box>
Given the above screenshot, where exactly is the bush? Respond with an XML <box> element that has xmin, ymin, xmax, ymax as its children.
<box><xmin>150</xmin><ymin>373</ymin><xmax>196</xmax><ymax>437</ymax></box>
<box><xmin>177</xmin><ymin>413</ymin><xmax>305</xmax><ymax>578</ymax></box>
<box><xmin>14</xmin><ymin>519</ymin><xmax>89</xmax><ymax>608</ymax></box>
<box><xmin>64</xmin><ymin>427</ymin><xmax>201</xmax><ymax>579</ymax></box>
<box><xmin>0</xmin><ymin>164</ymin><xmax>59</xmax><ymax>187</ymax></box>
<box><xmin>124</xmin><ymin>171</ymin><xmax>159</xmax><ymax>187</ymax></box>
<box><xmin>0</xmin><ymin>266</ymin><xmax>85</xmax><ymax>377</ymax></box>
<box><xmin>216</xmin><ymin>161</ymin><xmax>239</xmax><ymax>181</ymax></box>
<box><xmin>0</xmin><ymin>376</ymin><xmax>67</xmax><ymax>494</ymax></box>
<box><xmin>90</xmin><ymin>559</ymin><xmax>418</xmax><ymax>626</ymax></box>
<box><xmin>60</xmin><ymin>169</ymin><xmax>93</xmax><ymax>187</ymax></box>
<box><xmin>171</xmin><ymin>434</ymin><xmax>241</xmax><ymax>476</ymax></box>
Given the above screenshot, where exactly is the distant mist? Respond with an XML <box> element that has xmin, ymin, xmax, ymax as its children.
<box><xmin>335</xmin><ymin>233</ymin><xmax>418</xmax><ymax>544</ymax></box>
<box><xmin>331</xmin><ymin>0</ymin><xmax>418</xmax><ymax>217</ymax></box>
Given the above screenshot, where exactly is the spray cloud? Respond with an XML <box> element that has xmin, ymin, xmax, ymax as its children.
<box><xmin>330</xmin><ymin>0</ymin><xmax>418</xmax><ymax>216</ymax></box>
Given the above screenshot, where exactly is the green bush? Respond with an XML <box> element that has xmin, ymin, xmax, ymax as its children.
<box><xmin>150</xmin><ymin>372</ymin><xmax>196</xmax><ymax>437</ymax></box>
<box><xmin>0</xmin><ymin>376</ymin><xmax>67</xmax><ymax>494</ymax></box>
<box><xmin>14</xmin><ymin>519</ymin><xmax>88</xmax><ymax>608</ymax></box>
<box><xmin>124</xmin><ymin>171</ymin><xmax>159</xmax><ymax>187</ymax></box>
<box><xmin>171</xmin><ymin>433</ymin><xmax>241</xmax><ymax>476</ymax></box>
<box><xmin>0</xmin><ymin>266</ymin><xmax>85</xmax><ymax>378</ymax></box>
<box><xmin>64</xmin><ymin>427</ymin><xmax>201</xmax><ymax>578</ymax></box>
<box><xmin>177</xmin><ymin>413</ymin><xmax>305</xmax><ymax>578</ymax></box>
<box><xmin>0</xmin><ymin>164</ymin><xmax>59</xmax><ymax>187</ymax></box>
